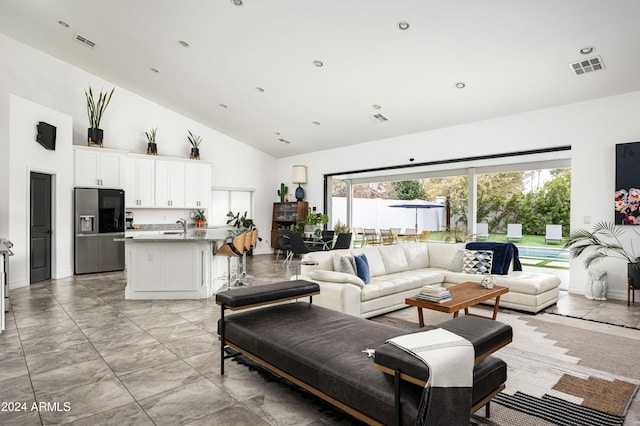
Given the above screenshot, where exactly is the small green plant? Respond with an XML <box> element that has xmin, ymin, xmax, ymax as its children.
<box><xmin>226</xmin><ymin>211</ymin><xmax>255</xmax><ymax>229</ymax></box>
<box><xmin>194</xmin><ymin>209</ymin><xmax>207</xmax><ymax>222</ymax></box>
<box><xmin>187</xmin><ymin>130</ymin><xmax>202</xmax><ymax>148</ymax></box>
<box><xmin>85</xmin><ymin>85</ymin><xmax>115</xmax><ymax>129</ymax></box>
<box><xmin>333</xmin><ymin>219</ymin><xmax>350</xmax><ymax>235</ymax></box>
<box><xmin>277</xmin><ymin>183</ymin><xmax>288</xmax><ymax>202</ymax></box>
<box><xmin>145</xmin><ymin>127</ymin><xmax>157</xmax><ymax>143</ymax></box>
<box><xmin>304</xmin><ymin>212</ymin><xmax>329</xmax><ymax>226</ymax></box>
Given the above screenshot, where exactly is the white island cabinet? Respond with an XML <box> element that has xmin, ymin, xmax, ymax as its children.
<box><xmin>124</xmin><ymin>229</ymin><xmax>236</xmax><ymax>299</ymax></box>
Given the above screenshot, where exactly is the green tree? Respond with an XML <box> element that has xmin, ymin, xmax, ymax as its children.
<box><xmin>389</xmin><ymin>180</ymin><xmax>426</xmax><ymax>200</ymax></box>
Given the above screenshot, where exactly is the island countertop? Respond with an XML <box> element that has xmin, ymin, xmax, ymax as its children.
<box><xmin>123</xmin><ymin>228</ymin><xmax>238</xmax><ymax>243</ymax></box>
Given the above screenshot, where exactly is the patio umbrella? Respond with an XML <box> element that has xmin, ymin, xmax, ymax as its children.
<box><xmin>389</xmin><ymin>199</ymin><xmax>445</xmax><ymax>229</ymax></box>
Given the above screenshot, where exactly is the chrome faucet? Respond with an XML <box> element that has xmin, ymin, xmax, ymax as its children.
<box><xmin>176</xmin><ymin>218</ymin><xmax>187</xmax><ymax>234</ymax></box>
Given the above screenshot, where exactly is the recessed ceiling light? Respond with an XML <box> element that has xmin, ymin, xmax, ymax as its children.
<box><xmin>219</xmin><ymin>103</ymin><xmax>228</xmax><ymax>108</ymax></box>
<box><xmin>58</xmin><ymin>20</ymin><xmax>69</xmax><ymax>28</ymax></box>
<box><xmin>178</xmin><ymin>40</ymin><xmax>190</xmax><ymax>48</ymax></box>
<box><xmin>372</xmin><ymin>104</ymin><xmax>381</xmax><ymax>109</ymax></box>
<box><xmin>313</xmin><ymin>60</ymin><xmax>324</xmax><ymax>67</ymax></box>
<box><xmin>455</xmin><ymin>82</ymin><xmax>466</xmax><ymax>89</ymax></box>
<box><xmin>231</xmin><ymin>0</ymin><xmax>243</xmax><ymax>6</ymax></box>
<box><xmin>580</xmin><ymin>46</ymin><xmax>595</xmax><ymax>55</ymax></box>
<box><xmin>149</xmin><ymin>68</ymin><xmax>160</xmax><ymax>73</ymax></box>
<box><xmin>312</xmin><ymin>121</ymin><xmax>321</xmax><ymax>126</ymax></box>
<box><xmin>398</xmin><ymin>21</ymin><xmax>410</xmax><ymax>30</ymax></box>
<box><xmin>255</xmin><ymin>87</ymin><xmax>265</xmax><ymax>92</ymax></box>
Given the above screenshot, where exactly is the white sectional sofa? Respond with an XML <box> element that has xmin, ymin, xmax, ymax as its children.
<box><xmin>297</xmin><ymin>242</ymin><xmax>560</xmax><ymax>318</ymax></box>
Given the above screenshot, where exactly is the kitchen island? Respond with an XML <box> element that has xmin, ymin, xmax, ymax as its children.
<box><xmin>124</xmin><ymin>228</ymin><xmax>238</xmax><ymax>300</ymax></box>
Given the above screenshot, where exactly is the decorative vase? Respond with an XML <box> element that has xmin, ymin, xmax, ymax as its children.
<box><xmin>190</xmin><ymin>147</ymin><xmax>200</xmax><ymax>160</ymax></box>
<box><xmin>195</xmin><ymin>219</ymin><xmax>205</xmax><ymax>227</ymax></box>
<box><xmin>295</xmin><ymin>184</ymin><xmax>305</xmax><ymax>201</ymax></box>
<box><xmin>481</xmin><ymin>275</ymin><xmax>496</xmax><ymax>289</ymax></box>
<box><xmin>87</xmin><ymin>128</ymin><xmax>103</xmax><ymax>147</ymax></box>
<box><xmin>147</xmin><ymin>142</ymin><xmax>157</xmax><ymax>155</ymax></box>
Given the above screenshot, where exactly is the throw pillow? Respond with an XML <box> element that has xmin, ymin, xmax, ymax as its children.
<box><xmin>354</xmin><ymin>253</ymin><xmax>370</xmax><ymax>284</ymax></box>
<box><xmin>462</xmin><ymin>249</ymin><xmax>493</xmax><ymax>275</ymax></box>
<box><xmin>333</xmin><ymin>254</ymin><xmax>356</xmax><ymax>275</ymax></box>
<box><xmin>447</xmin><ymin>249</ymin><xmax>464</xmax><ymax>272</ymax></box>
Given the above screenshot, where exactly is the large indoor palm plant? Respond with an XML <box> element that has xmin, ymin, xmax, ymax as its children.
<box><xmin>566</xmin><ymin>221</ymin><xmax>640</xmax><ymax>294</ymax></box>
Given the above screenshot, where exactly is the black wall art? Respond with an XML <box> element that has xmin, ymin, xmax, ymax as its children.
<box><xmin>615</xmin><ymin>141</ymin><xmax>640</xmax><ymax>225</ymax></box>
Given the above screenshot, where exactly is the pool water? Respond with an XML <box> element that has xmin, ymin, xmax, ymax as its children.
<box><xmin>518</xmin><ymin>246</ymin><xmax>569</xmax><ymax>260</ymax></box>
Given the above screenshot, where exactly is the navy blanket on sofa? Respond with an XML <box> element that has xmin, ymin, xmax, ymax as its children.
<box><xmin>466</xmin><ymin>242</ymin><xmax>522</xmax><ymax>275</ymax></box>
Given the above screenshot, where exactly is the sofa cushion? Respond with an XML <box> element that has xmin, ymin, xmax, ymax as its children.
<box><xmin>448</xmin><ymin>249</ymin><xmax>464</xmax><ymax>272</ymax></box>
<box><xmin>379</xmin><ymin>245</ymin><xmax>410</xmax><ymax>274</ymax></box>
<box><xmin>462</xmin><ymin>249</ymin><xmax>493</xmax><ymax>275</ymax></box>
<box><xmin>354</xmin><ymin>254</ymin><xmax>370</xmax><ymax>284</ymax></box>
<box><xmin>400</xmin><ymin>242</ymin><xmax>430</xmax><ymax>269</ymax></box>
<box><xmin>333</xmin><ymin>253</ymin><xmax>356</xmax><ymax>275</ymax></box>
<box><xmin>351</xmin><ymin>247</ymin><xmax>386</xmax><ymax>277</ymax></box>
<box><xmin>308</xmin><ymin>269</ymin><xmax>365</xmax><ymax>288</ymax></box>
<box><xmin>427</xmin><ymin>242</ymin><xmax>466</xmax><ymax>269</ymax></box>
<box><xmin>362</xmin><ymin>269</ymin><xmax>443</xmax><ymax>302</ymax></box>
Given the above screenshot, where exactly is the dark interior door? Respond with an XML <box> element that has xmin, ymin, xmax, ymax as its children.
<box><xmin>30</xmin><ymin>172</ymin><xmax>52</xmax><ymax>283</ymax></box>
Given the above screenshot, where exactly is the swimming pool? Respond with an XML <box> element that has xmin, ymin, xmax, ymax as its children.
<box><xmin>518</xmin><ymin>246</ymin><xmax>569</xmax><ymax>260</ymax></box>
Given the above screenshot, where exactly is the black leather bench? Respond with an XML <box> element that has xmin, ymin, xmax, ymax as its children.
<box><xmin>217</xmin><ymin>280</ymin><xmax>511</xmax><ymax>426</ymax></box>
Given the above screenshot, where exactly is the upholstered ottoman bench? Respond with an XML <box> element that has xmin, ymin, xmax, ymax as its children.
<box><xmin>216</xmin><ymin>280</ymin><xmax>511</xmax><ymax>425</ymax></box>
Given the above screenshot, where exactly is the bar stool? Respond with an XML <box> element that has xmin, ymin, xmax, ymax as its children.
<box><xmin>214</xmin><ymin>231</ymin><xmax>246</xmax><ymax>290</ymax></box>
<box><xmin>239</xmin><ymin>229</ymin><xmax>259</xmax><ymax>285</ymax></box>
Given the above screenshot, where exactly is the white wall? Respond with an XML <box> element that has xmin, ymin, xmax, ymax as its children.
<box><xmin>8</xmin><ymin>95</ymin><xmax>74</xmax><ymax>286</ymax></box>
<box><xmin>278</xmin><ymin>91</ymin><xmax>640</xmax><ymax>301</ymax></box>
<box><xmin>0</xmin><ymin>33</ymin><xmax>277</xmax><ymax>288</ymax></box>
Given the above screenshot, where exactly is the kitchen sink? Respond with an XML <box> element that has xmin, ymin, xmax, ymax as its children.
<box><xmin>163</xmin><ymin>231</ymin><xmax>184</xmax><ymax>235</ymax></box>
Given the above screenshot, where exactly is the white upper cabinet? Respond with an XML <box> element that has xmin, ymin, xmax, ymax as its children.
<box><xmin>155</xmin><ymin>159</ymin><xmax>185</xmax><ymax>208</ymax></box>
<box><xmin>74</xmin><ymin>146</ymin><xmax>125</xmax><ymax>188</ymax></box>
<box><xmin>184</xmin><ymin>162</ymin><xmax>212</xmax><ymax>209</ymax></box>
<box><xmin>125</xmin><ymin>156</ymin><xmax>155</xmax><ymax>208</ymax></box>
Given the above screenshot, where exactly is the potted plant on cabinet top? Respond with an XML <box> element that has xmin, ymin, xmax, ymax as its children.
<box><xmin>145</xmin><ymin>127</ymin><xmax>158</xmax><ymax>155</ymax></box>
<box><xmin>566</xmin><ymin>221</ymin><xmax>640</xmax><ymax>300</ymax></box>
<box><xmin>85</xmin><ymin>85</ymin><xmax>115</xmax><ymax>147</ymax></box>
<box><xmin>187</xmin><ymin>130</ymin><xmax>202</xmax><ymax>160</ymax></box>
<box><xmin>194</xmin><ymin>209</ymin><xmax>207</xmax><ymax>227</ymax></box>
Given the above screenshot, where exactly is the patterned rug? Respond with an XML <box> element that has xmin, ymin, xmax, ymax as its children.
<box><xmin>371</xmin><ymin>308</ymin><xmax>640</xmax><ymax>425</ymax></box>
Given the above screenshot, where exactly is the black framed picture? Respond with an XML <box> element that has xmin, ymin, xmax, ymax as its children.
<box><xmin>615</xmin><ymin>141</ymin><xmax>640</xmax><ymax>225</ymax></box>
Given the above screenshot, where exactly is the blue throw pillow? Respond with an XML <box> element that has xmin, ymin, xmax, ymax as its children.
<box><xmin>354</xmin><ymin>254</ymin><xmax>370</xmax><ymax>284</ymax></box>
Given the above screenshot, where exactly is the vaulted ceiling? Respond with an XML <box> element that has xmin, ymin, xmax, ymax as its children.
<box><xmin>2</xmin><ymin>0</ymin><xmax>639</xmax><ymax>158</ymax></box>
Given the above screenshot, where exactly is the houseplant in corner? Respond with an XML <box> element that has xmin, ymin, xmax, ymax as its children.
<box><xmin>145</xmin><ymin>127</ymin><xmax>158</xmax><ymax>155</ymax></box>
<box><xmin>85</xmin><ymin>85</ymin><xmax>115</xmax><ymax>147</ymax></box>
<box><xmin>565</xmin><ymin>220</ymin><xmax>640</xmax><ymax>299</ymax></box>
<box><xmin>187</xmin><ymin>130</ymin><xmax>202</xmax><ymax>159</ymax></box>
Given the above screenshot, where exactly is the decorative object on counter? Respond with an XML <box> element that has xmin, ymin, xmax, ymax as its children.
<box><xmin>277</xmin><ymin>183</ymin><xmax>288</xmax><ymax>202</ymax></box>
<box><xmin>565</xmin><ymin>220</ymin><xmax>640</xmax><ymax>304</ymax></box>
<box><xmin>187</xmin><ymin>130</ymin><xmax>202</xmax><ymax>159</ymax></box>
<box><xmin>194</xmin><ymin>209</ymin><xmax>207</xmax><ymax>227</ymax></box>
<box><xmin>85</xmin><ymin>85</ymin><xmax>115</xmax><ymax>147</ymax></box>
<box><xmin>292</xmin><ymin>165</ymin><xmax>307</xmax><ymax>201</ymax></box>
<box><xmin>145</xmin><ymin>127</ymin><xmax>158</xmax><ymax>155</ymax></box>
<box><xmin>481</xmin><ymin>275</ymin><xmax>496</xmax><ymax>289</ymax></box>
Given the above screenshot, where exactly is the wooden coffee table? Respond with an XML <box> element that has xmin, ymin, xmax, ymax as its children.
<box><xmin>406</xmin><ymin>281</ymin><xmax>509</xmax><ymax>327</ymax></box>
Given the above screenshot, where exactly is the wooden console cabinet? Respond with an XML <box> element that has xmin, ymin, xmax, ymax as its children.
<box><xmin>271</xmin><ymin>201</ymin><xmax>308</xmax><ymax>249</ymax></box>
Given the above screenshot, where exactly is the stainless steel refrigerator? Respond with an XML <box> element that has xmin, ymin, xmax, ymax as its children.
<box><xmin>74</xmin><ymin>188</ymin><xmax>125</xmax><ymax>274</ymax></box>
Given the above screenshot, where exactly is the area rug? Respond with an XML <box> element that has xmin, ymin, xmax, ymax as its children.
<box><xmin>372</xmin><ymin>308</ymin><xmax>640</xmax><ymax>426</ymax></box>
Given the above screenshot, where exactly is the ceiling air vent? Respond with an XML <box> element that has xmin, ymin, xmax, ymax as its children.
<box><xmin>277</xmin><ymin>138</ymin><xmax>291</xmax><ymax>144</ymax></box>
<box><xmin>372</xmin><ymin>113</ymin><xmax>389</xmax><ymax>122</ymax></box>
<box><xmin>570</xmin><ymin>56</ymin><xmax>604</xmax><ymax>75</ymax></box>
<box><xmin>74</xmin><ymin>34</ymin><xmax>96</xmax><ymax>48</ymax></box>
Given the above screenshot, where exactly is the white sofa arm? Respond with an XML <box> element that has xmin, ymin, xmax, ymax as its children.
<box><xmin>296</xmin><ymin>274</ymin><xmax>362</xmax><ymax>317</ymax></box>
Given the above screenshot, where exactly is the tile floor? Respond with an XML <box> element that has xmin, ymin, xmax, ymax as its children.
<box><xmin>1</xmin><ymin>254</ymin><xmax>639</xmax><ymax>425</ymax></box>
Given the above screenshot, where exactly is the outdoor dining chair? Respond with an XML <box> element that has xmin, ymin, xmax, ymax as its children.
<box><xmin>545</xmin><ymin>224</ymin><xmax>563</xmax><ymax>244</ymax></box>
<box><xmin>475</xmin><ymin>223</ymin><xmax>489</xmax><ymax>240</ymax></box>
<box><xmin>379</xmin><ymin>229</ymin><xmax>395</xmax><ymax>245</ymax></box>
<box><xmin>363</xmin><ymin>228</ymin><xmax>380</xmax><ymax>245</ymax></box>
<box><xmin>506</xmin><ymin>223</ymin><xmax>523</xmax><ymax>242</ymax></box>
